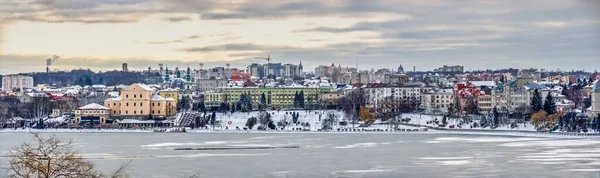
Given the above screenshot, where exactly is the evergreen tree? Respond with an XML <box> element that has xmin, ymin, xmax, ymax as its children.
<box><xmin>543</xmin><ymin>92</ymin><xmax>556</xmax><ymax>114</ymax></box>
<box><xmin>84</xmin><ymin>76</ymin><xmax>93</xmax><ymax>86</ymax></box>
<box><xmin>531</xmin><ymin>89</ymin><xmax>542</xmax><ymax>112</ymax></box>
<box><xmin>260</xmin><ymin>93</ymin><xmax>267</xmax><ymax>110</ymax></box>
<box><xmin>230</xmin><ymin>103</ymin><xmax>235</xmax><ymax>113</ymax></box>
<box><xmin>198</xmin><ymin>102</ymin><xmax>205</xmax><ymax>112</ymax></box>
<box><xmin>245</xmin><ymin>117</ymin><xmax>257</xmax><ymax>129</ymax></box>
<box><xmin>77</xmin><ymin>77</ymin><xmax>85</xmax><ymax>87</ymax></box>
<box><xmin>299</xmin><ymin>91</ymin><xmax>305</xmax><ymax>108</ymax></box>
<box><xmin>97</xmin><ymin>76</ymin><xmax>105</xmax><ymax>85</ymax></box>
<box><xmin>442</xmin><ymin>116</ymin><xmax>447</xmax><ymax>126</ymax></box>
<box><xmin>293</xmin><ymin>91</ymin><xmax>299</xmax><ymax>108</ymax></box>
<box><xmin>493</xmin><ymin>107</ymin><xmax>499</xmax><ymax>128</ymax></box>
<box><xmin>236</xmin><ymin>102</ymin><xmax>242</xmax><ymax>112</ymax></box>
<box><xmin>210</xmin><ymin>112</ymin><xmax>216</xmax><ymax>125</ymax></box>
<box><xmin>593</xmin><ymin>115</ymin><xmax>600</xmax><ymax>133</ymax></box>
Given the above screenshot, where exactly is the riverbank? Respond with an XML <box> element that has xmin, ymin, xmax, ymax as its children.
<box><xmin>3</xmin><ymin>127</ymin><xmax>600</xmax><ymax>139</ymax></box>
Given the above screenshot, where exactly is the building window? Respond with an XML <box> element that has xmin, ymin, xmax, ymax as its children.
<box><xmin>158</xmin><ymin>103</ymin><xmax>161</xmax><ymax>106</ymax></box>
<box><xmin>134</xmin><ymin>94</ymin><xmax>136</xmax><ymax>98</ymax></box>
<box><xmin>152</xmin><ymin>110</ymin><xmax>155</xmax><ymax>114</ymax></box>
<box><xmin>158</xmin><ymin>110</ymin><xmax>161</xmax><ymax>114</ymax></box>
<box><xmin>126</xmin><ymin>103</ymin><xmax>129</xmax><ymax>106</ymax></box>
<box><xmin>125</xmin><ymin>110</ymin><xmax>128</xmax><ymax>114</ymax></box>
<box><xmin>152</xmin><ymin>103</ymin><xmax>155</xmax><ymax>106</ymax></box>
<box><xmin>134</xmin><ymin>110</ymin><xmax>136</xmax><ymax>114</ymax></box>
<box><xmin>141</xmin><ymin>110</ymin><xmax>143</xmax><ymax>114</ymax></box>
<box><xmin>140</xmin><ymin>103</ymin><xmax>143</xmax><ymax>106</ymax></box>
<box><xmin>113</xmin><ymin>103</ymin><xmax>116</xmax><ymax>106</ymax></box>
<box><xmin>126</xmin><ymin>94</ymin><xmax>129</xmax><ymax>98</ymax></box>
<box><xmin>134</xmin><ymin>103</ymin><xmax>136</xmax><ymax>107</ymax></box>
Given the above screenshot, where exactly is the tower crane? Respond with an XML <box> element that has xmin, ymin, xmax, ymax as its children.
<box><xmin>255</xmin><ymin>55</ymin><xmax>272</xmax><ymax>77</ymax></box>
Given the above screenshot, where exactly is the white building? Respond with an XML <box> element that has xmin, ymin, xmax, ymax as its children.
<box><xmin>364</xmin><ymin>84</ymin><xmax>428</xmax><ymax>107</ymax></box>
<box><xmin>422</xmin><ymin>89</ymin><xmax>454</xmax><ymax>113</ymax></box>
<box><xmin>2</xmin><ymin>75</ymin><xmax>34</xmax><ymax>92</ymax></box>
<box><xmin>591</xmin><ymin>80</ymin><xmax>600</xmax><ymax>117</ymax></box>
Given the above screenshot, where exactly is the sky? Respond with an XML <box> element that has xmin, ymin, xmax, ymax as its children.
<box><xmin>0</xmin><ymin>0</ymin><xmax>599</xmax><ymax>74</ymax></box>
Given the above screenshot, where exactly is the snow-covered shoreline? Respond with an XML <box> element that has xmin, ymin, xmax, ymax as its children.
<box><xmin>2</xmin><ymin>128</ymin><xmax>600</xmax><ymax>139</ymax></box>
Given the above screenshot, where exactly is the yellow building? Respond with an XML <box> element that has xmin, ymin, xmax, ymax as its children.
<box><xmin>204</xmin><ymin>92</ymin><xmax>227</xmax><ymax>108</ymax></box>
<box><xmin>104</xmin><ymin>83</ymin><xmax>177</xmax><ymax>120</ymax></box>
<box><xmin>218</xmin><ymin>87</ymin><xmax>319</xmax><ymax>109</ymax></box>
<box><xmin>74</xmin><ymin>103</ymin><xmax>110</xmax><ymax>126</ymax></box>
<box><xmin>159</xmin><ymin>88</ymin><xmax>179</xmax><ymax>102</ymax></box>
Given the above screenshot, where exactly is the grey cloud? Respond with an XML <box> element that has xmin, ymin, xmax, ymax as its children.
<box><xmin>31</xmin><ymin>0</ymin><xmax>150</xmax><ymax>9</ymax></box>
<box><xmin>179</xmin><ymin>43</ymin><xmax>296</xmax><ymax>52</ymax></box>
<box><xmin>1</xmin><ymin>0</ymin><xmax>599</xmax><ymax>72</ymax></box>
<box><xmin>163</xmin><ymin>16</ymin><xmax>192</xmax><ymax>22</ymax></box>
<box><xmin>187</xmin><ymin>35</ymin><xmax>201</xmax><ymax>39</ymax></box>
<box><xmin>294</xmin><ymin>27</ymin><xmax>367</xmax><ymax>33</ymax></box>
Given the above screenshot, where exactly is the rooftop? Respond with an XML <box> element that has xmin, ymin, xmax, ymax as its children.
<box><xmin>78</xmin><ymin>103</ymin><xmax>109</xmax><ymax>110</ymax></box>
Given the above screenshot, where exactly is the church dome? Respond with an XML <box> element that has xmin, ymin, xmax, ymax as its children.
<box><xmin>171</xmin><ymin>78</ymin><xmax>187</xmax><ymax>89</ymax></box>
<box><xmin>397</xmin><ymin>64</ymin><xmax>405</xmax><ymax>74</ymax></box>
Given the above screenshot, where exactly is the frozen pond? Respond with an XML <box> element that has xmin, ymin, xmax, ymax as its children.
<box><xmin>1</xmin><ymin>132</ymin><xmax>600</xmax><ymax>178</ymax></box>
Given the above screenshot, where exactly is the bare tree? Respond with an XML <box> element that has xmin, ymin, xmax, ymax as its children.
<box><xmin>27</xmin><ymin>97</ymin><xmax>52</xmax><ymax>119</ymax></box>
<box><xmin>8</xmin><ymin>133</ymin><xmax>129</xmax><ymax>178</ymax></box>
<box><xmin>321</xmin><ymin>111</ymin><xmax>338</xmax><ymax>130</ymax></box>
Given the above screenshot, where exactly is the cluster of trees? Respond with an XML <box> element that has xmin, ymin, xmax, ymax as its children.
<box><xmin>191</xmin><ymin>111</ymin><xmax>217</xmax><ymax>129</ymax></box>
<box><xmin>529</xmin><ymin>89</ymin><xmax>560</xmax><ymax>130</ymax></box>
<box><xmin>26</xmin><ymin>69</ymin><xmax>162</xmax><ymax>87</ymax></box>
<box><xmin>177</xmin><ymin>96</ymin><xmax>192</xmax><ymax>111</ymax></box>
<box><xmin>244</xmin><ymin>111</ymin><xmax>305</xmax><ymax>130</ymax></box>
<box><xmin>556</xmin><ymin>112</ymin><xmax>600</xmax><ymax>133</ymax></box>
<box><xmin>293</xmin><ymin>91</ymin><xmax>305</xmax><ymax>108</ymax></box>
<box><xmin>0</xmin><ymin>96</ymin><xmax>53</xmax><ymax>125</ymax></box>
<box><xmin>236</xmin><ymin>93</ymin><xmax>253</xmax><ymax>112</ymax></box>
<box><xmin>338</xmin><ymin>89</ymin><xmax>366</xmax><ymax>126</ymax></box>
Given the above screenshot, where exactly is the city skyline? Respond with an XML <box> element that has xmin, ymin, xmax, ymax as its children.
<box><xmin>1</xmin><ymin>0</ymin><xmax>600</xmax><ymax>74</ymax></box>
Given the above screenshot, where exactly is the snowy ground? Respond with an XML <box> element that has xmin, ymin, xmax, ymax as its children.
<box><xmin>0</xmin><ymin>128</ymin><xmax>153</xmax><ymax>133</ymax></box>
<box><xmin>193</xmin><ymin>110</ymin><xmax>422</xmax><ymax>132</ymax></box>
<box><xmin>399</xmin><ymin>113</ymin><xmax>538</xmax><ymax>132</ymax></box>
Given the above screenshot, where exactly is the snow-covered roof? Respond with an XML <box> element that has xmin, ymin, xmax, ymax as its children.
<box><xmin>78</xmin><ymin>103</ymin><xmax>109</xmax><ymax>110</ymax></box>
<box><xmin>470</xmin><ymin>81</ymin><xmax>496</xmax><ymax>87</ymax></box>
<box><xmin>523</xmin><ymin>83</ymin><xmax>548</xmax><ymax>91</ymax></box>
<box><xmin>106</xmin><ymin>97</ymin><xmax>121</xmax><ymax>101</ymax></box>
<box><xmin>135</xmin><ymin>83</ymin><xmax>155</xmax><ymax>91</ymax></box>
<box><xmin>64</xmin><ymin>89</ymin><xmax>78</xmax><ymax>95</ymax></box>
<box><xmin>108</xmin><ymin>92</ymin><xmax>119</xmax><ymax>97</ymax></box>
<box><xmin>91</xmin><ymin>85</ymin><xmax>106</xmax><ymax>88</ymax></box>
<box><xmin>151</xmin><ymin>94</ymin><xmax>165</xmax><ymax>100</ymax></box>
<box><xmin>160</xmin><ymin>88</ymin><xmax>178</xmax><ymax>92</ymax></box>
<box><xmin>25</xmin><ymin>93</ymin><xmax>48</xmax><ymax>97</ymax></box>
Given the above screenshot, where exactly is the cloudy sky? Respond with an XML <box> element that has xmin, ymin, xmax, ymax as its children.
<box><xmin>1</xmin><ymin>0</ymin><xmax>599</xmax><ymax>74</ymax></box>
